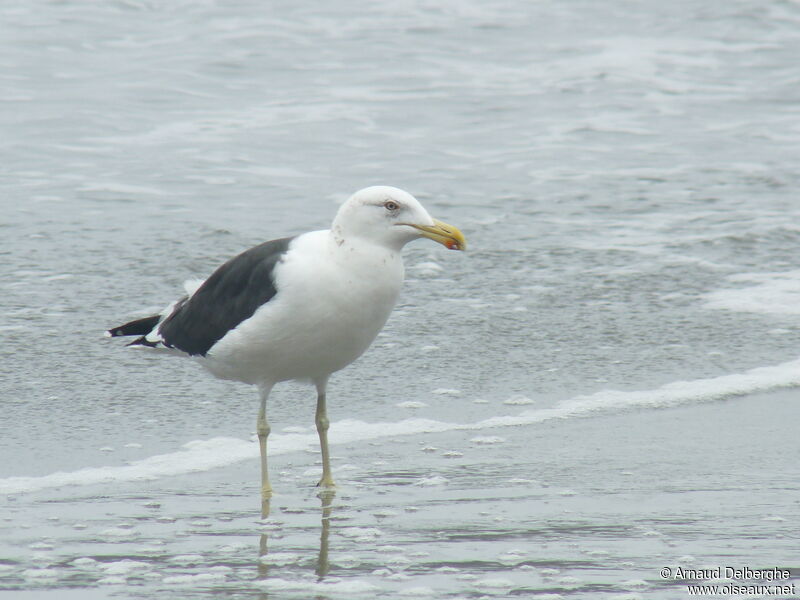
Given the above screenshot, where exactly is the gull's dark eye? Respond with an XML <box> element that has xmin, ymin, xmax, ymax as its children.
<box><xmin>384</xmin><ymin>200</ymin><xmax>400</xmax><ymax>212</ymax></box>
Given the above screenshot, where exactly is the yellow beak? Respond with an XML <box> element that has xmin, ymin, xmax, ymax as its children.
<box><xmin>406</xmin><ymin>219</ymin><xmax>466</xmax><ymax>251</ymax></box>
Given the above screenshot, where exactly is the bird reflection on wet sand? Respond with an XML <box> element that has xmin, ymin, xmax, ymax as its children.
<box><xmin>257</xmin><ymin>490</ymin><xmax>335</xmax><ymax>585</ymax></box>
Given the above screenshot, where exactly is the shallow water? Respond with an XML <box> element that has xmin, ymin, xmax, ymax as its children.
<box><xmin>2</xmin><ymin>0</ymin><xmax>799</xmax><ymax>598</ymax></box>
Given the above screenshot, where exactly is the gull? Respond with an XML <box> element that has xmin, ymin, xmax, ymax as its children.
<box><xmin>107</xmin><ymin>186</ymin><xmax>466</xmax><ymax>513</ymax></box>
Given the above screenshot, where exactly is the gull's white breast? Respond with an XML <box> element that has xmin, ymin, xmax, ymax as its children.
<box><xmin>203</xmin><ymin>230</ymin><xmax>404</xmax><ymax>385</ymax></box>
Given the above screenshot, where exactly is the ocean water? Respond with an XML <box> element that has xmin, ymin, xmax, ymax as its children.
<box><xmin>2</xmin><ymin>0</ymin><xmax>799</xmax><ymax>598</ymax></box>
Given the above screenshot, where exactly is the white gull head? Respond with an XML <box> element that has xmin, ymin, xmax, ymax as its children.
<box><xmin>331</xmin><ymin>186</ymin><xmax>466</xmax><ymax>252</ymax></box>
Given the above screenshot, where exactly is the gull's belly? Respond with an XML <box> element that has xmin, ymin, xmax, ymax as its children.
<box><xmin>279</xmin><ymin>299</ymin><xmax>391</xmax><ymax>377</ymax></box>
<box><xmin>204</xmin><ymin>239</ymin><xmax>403</xmax><ymax>384</ymax></box>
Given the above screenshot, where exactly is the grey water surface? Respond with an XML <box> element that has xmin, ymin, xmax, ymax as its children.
<box><xmin>1</xmin><ymin>0</ymin><xmax>799</xmax><ymax>598</ymax></box>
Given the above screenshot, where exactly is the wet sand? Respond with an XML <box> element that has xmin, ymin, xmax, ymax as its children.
<box><xmin>1</xmin><ymin>387</ymin><xmax>797</xmax><ymax>598</ymax></box>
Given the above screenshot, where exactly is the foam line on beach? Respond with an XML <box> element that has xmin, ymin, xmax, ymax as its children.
<box><xmin>3</xmin><ymin>357</ymin><xmax>800</xmax><ymax>495</ymax></box>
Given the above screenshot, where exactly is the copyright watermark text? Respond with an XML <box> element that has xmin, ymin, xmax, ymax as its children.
<box><xmin>660</xmin><ymin>566</ymin><xmax>795</xmax><ymax>596</ymax></box>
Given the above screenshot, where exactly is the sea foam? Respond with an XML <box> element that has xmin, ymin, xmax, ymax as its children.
<box><xmin>2</xmin><ymin>356</ymin><xmax>800</xmax><ymax>495</ymax></box>
<box><xmin>703</xmin><ymin>270</ymin><xmax>800</xmax><ymax>315</ymax></box>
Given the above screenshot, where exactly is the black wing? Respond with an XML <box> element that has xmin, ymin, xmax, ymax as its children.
<box><xmin>155</xmin><ymin>236</ymin><xmax>294</xmax><ymax>356</ymax></box>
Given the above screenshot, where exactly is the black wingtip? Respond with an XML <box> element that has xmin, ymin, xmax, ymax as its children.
<box><xmin>127</xmin><ymin>336</ymin><xmax>159</xmax><ymax>348</ymax></box>
<box><xmin>107</xmin><ymin>315</ymin><xmax>161</xmax><ymax>338</ymax></box>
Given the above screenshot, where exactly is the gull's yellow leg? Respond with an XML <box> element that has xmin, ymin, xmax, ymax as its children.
<box><xmin>315</xmin><ymin>379</ymin><xmax>335</xmax><ymax>489</ymax></box>
<box><xmin>257</xmin><ymin>384</ymin><xmax>273</xmax><ymax>517</ymax></box>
